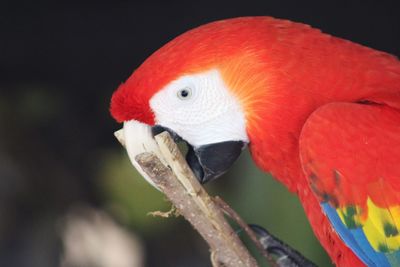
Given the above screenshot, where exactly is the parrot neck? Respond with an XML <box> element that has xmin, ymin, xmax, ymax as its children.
<box><xmin>247</xmin><ymin>94</ymin><xmax>315</xmax><ymax>193</ymax></box>
<box><xmin>245</xmin><ymin>70</ymin><xmax>330</xmax><ymax>192</ymax></box>
<box><xmin>244</xmin><ymin>38</ymin><xmax>400</xmax><ymax>193</ymax></box>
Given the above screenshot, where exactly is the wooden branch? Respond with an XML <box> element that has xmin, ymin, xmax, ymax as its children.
<box><xmin>135</xmin><ymin>132</ymin><xmax>258</xmax><ymax>267</ymax></box>
<box><xmin>214</xmin><ymin>197</ymin><xmax>277</xmax><ymax>267</ymax></box>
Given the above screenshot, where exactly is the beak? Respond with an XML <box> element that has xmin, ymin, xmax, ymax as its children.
<box><xmin>114</xmin><ymin>129</ymin><xmax>125</xmax><ymax>147</ymax></box>
<box><xmin>186</xmin><ymin>140</ymin><xmax>246</xmax><ymax>183</ymax></box>
<box><xmin>152</xmin><ymin>125</ymin><xmax>247</xmax><ymax>184</ymax></box>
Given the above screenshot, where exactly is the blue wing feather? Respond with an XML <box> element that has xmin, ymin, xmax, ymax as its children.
<box><xmin>322</xmin><ymin>202</ymin><xmax>394</xmax><ymax>267</ymax></box>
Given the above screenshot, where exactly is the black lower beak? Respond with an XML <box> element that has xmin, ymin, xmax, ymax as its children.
<box><xmin>186</xmin><ymin>141</ymin><xmax>246</xmax><ymax>184</ymax></box>
<box><xmin>152</xmin><ymin>125</ymin><xmax>246</xmax><ymax>184</ymax></box>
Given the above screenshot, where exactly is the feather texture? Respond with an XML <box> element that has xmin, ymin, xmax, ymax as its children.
<box><xmin>300</xmin><ymin>103</ymin><xmax>400</xmax><ymax>266</ymax></box>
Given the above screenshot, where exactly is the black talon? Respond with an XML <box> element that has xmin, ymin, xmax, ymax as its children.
<box><xmin>249</xmin><ymin>224</ymin><xmax>318</xmax><ymax>267</ymax></box>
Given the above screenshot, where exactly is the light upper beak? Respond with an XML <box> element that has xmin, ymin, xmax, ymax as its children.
<box><xmin>115</xmin><ymin>120</ymin><xmax>167</xmax><ymax>189</ymax></box>
<box><xmin>114</xmin><ymin>129</ymin><xmax>125</xmax><ymax>147</ymax></box>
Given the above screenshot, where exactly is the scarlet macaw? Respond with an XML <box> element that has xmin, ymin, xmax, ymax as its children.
<box><xmin>110</xmin><ymin>17</ymin><xmax>400</xmax><ymax>266</ymax></box>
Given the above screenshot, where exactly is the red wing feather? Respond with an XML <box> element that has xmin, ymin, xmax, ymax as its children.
<box><xmin>299</xmin><ymin>102</ymin><xmax>400</xmax><ymax>266</ymax></box>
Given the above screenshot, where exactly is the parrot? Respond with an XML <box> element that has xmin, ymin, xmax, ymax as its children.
<box><xmin>110</xmin><ymin>17</ymin><xmax>400</xmax><ymax>266</ymax></box>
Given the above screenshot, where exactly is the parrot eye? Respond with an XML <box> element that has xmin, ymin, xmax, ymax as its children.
<box><xmin>177</xmin><ymin>87</ymin><xmax>192</xmax><ymax>100</ymax></box>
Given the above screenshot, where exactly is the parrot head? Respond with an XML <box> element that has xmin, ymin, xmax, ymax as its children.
<box><xmin>110</xmin><ymin>17</ymin><xmax>296</xmax><ymax>185</ymax></box>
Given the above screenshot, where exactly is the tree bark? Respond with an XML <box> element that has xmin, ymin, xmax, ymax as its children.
<box><xmin>135</xmin><ymin>131</ymin><xmax>258</xmax><ymax>267</ymax></box>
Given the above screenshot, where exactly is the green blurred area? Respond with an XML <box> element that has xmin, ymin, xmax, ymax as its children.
<box><xmin>98</xmin><ymin>150</ymin><xmax>172</xmax><ymax>233</ymax></box>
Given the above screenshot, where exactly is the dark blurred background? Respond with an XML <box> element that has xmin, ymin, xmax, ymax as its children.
<box><xmin>1</xmin><ymin>1</ymin><xmax>400</xmax><ymax>266</ymax></box>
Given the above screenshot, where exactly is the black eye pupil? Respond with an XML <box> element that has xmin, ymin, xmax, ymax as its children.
<box><xmin>180</xmin><ymin>90</ymin><xmax>189</xmax><ymax>97</ymax></box>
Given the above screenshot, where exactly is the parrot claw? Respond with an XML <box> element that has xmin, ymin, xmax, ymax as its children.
<box><xmin>249</xmin><ymin>224</ymin><xmax>317</xmax><ymax>267</ymax></box>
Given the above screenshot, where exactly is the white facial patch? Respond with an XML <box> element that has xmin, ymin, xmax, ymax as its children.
<box><xmin>150</xmin><ymin>69</ymin><xmax>248</xmax><ymax>147</ymax></box>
